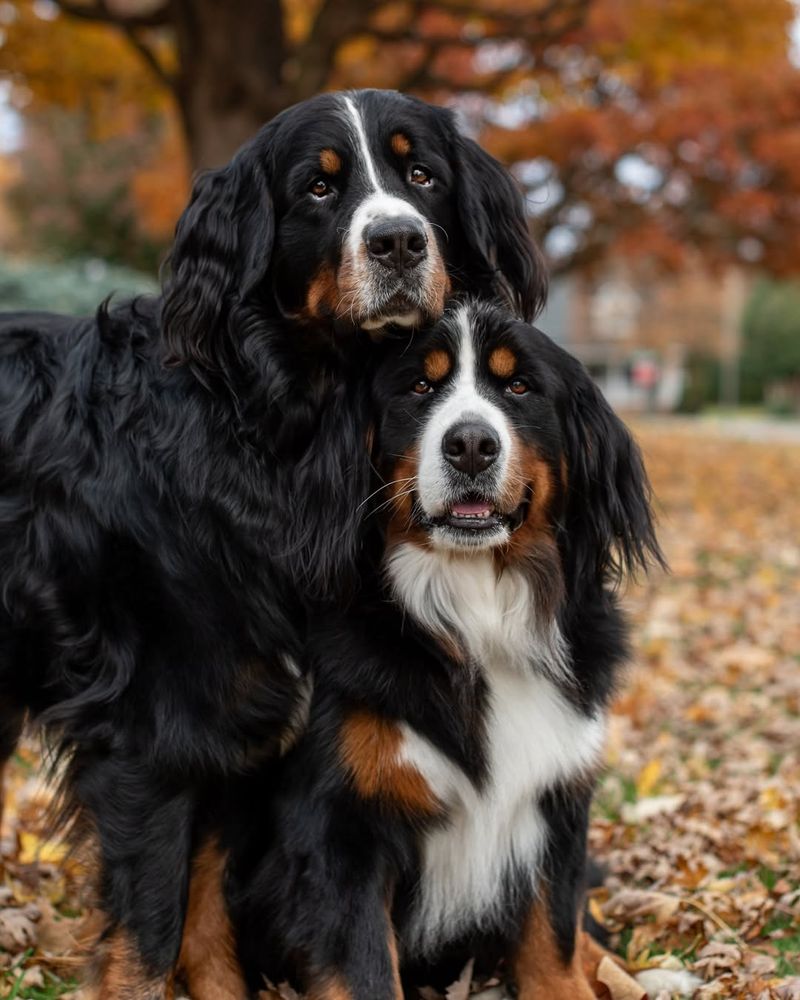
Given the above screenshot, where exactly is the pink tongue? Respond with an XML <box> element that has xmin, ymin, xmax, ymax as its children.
<box><xmin>451</xmin><ymin>502</ymin><xmax>493</xmax><ymax>516</ymax></box>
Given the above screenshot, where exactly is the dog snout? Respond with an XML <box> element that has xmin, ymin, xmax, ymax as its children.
<box><xmin>442</xmin><ymin>420</ymin><xmax>500</xmax><ymax>478</ymax></box>
<box><xmin>364</xmin><ymin>217</ymin><xmax>428</xmax><ymax>273</ymax></box>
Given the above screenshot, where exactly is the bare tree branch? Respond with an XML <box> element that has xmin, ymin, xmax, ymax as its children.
<box><xmin>404</xmin><ymin>0</ymin><xmax>590</xmax><ymax>35</ymax></box>
<box><xmin>290</xmin><ymin>0</ymin><xmax>375</xmax><ymax>98</ymax></box>
<box><xmin>378</xmin><ymin>0</ymin><xmax>590</xmax><ymax>95</ymax></box>
<box><xmin>55</xmin><ymin>0</ymin><xmax>171</xmax><ymax>29</ymax></box>
<box><xmin>120</xmin><ymin>24</ymin><xmax>175</xmax><ymax>91</ymax></box>
<box><xmin>55</xmin><ymin>0</ymin><xmax>176</xmax><ymax>92</ymax></box>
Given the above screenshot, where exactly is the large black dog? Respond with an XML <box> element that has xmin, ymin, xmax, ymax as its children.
<box><xmin>192</xmin><ymin>300</ymin><xmax>662</xmax><ymax>1000</ymax></box>
<box><xmin>0</xmin><ymin>90</ymin><xmax>545</xmax><ymax>997</ymax></box>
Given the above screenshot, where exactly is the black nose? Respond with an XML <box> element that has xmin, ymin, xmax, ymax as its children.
<box><xmin>442</xmin><ymin>421</ymin><xmax>500</xmax><ymax>478</ymax></box>
<box><xmin>364</xmin><ymin>217</ymin><xmax>428</xmax><ymax>273</ymax></box>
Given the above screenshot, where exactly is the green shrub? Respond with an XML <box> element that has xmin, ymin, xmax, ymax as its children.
<box><xmin>678</xmin><ymin>352</ymin><xmax>721</xmax><ymax>413</ymax></box>
<box><xmin>741</xmin><ymin>279</ymin><xmax>800</xmax><ymax>404</ymax></box>
<box><xmin>0</xmin><ymin>256</ymin><xmax>158</xmax><ymax>315</ymax></box>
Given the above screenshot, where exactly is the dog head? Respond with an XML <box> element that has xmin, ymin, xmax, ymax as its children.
<box><xmin>369</xmin><ymin>299</ymin><xmax>662</xmax><ymax>592</ymax></box>
<box><xmin>162</xmin><ymin>90</ymin><xmax>546</xmax><ymax>371</ymax></box>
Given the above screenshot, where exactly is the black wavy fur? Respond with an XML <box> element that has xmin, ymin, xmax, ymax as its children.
<box><xmin>0</xmin><ymin>90</ymin><xmax>547</xmax><ymax>989</ymax></box>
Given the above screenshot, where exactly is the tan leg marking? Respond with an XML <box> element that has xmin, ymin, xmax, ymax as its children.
<box><xmin>514</xmin><ymin>897</ymin><xmax>596</xmax><ymax>1000</ymax></box>
<box><xmin>306</xmin><ymin>975</ymin><xmax>355</xmax><ymax>1000</ymax></box>
<box><xmin>178</xmin><ymin>839</ymin><xmax>248</xmax><ymax>1000</ymax></box>
<box><xmin>86</xmin><ymin>927</ymin><xmax>173</xmax><ymax>1000</ymax></box>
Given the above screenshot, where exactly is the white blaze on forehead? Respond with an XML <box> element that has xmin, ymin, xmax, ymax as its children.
<box><xmin>342</xmin><ymin>95</ymin><xmax>382</xmax><ymax>192</ymax></box>
<box><xmin>340</xmin><ymin>95</ymin><xmax>427</xmax><ymax>248</ymax></box>
<box><xmin>417</xmin><ymin>304</ymin><xmax>513</xmax><ymax>518</ymax></box>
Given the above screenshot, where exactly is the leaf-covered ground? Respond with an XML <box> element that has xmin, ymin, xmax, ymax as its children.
<box><xmin>590</xmin><ymin>420</ymin><xmax>800</xmax><ymax>999</ymax></box>
<box><xmin>1</xmin><ymin>421</ymin><xmax>799</xmax><ymax>999</ymax></box>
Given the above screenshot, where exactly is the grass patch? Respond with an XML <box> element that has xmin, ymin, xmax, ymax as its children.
<box><xmin>775</xmin><ymin>937</ymin><xmax>800</xmax><ymax>977</ymax></box>
<box><xmin>757</xmin><ymin>866</ymin><xmax>780</xmax><ymax>891</ymax></box>
<box><xmin>1</xmin><ymin>968</ymin><xmax>77</xmax><ymax>1000</ymax></box>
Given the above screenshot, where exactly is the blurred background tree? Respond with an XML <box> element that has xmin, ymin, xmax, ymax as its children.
<box><xmin>1</xmin><ymin>0</ymin><xmax>799</xmax><ymax>406</ymax></box>
<box><xmin>741</xmin><ymin>279</ymin><xmax>800</xmax><ymax>413</ymax></box>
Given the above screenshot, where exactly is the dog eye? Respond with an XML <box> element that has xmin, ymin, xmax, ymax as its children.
<box><xmin>412</xmin><ymin>379</ymin><xmax>434</xmax><ymax>394</ymax></box>
<box><xmin>309</xmin><ymin>178</ymin><xmax>332</xmax><ymax>198</ymax></box>
<box><xmin>507</xmin><ymin>378</ymin><xmax>529</xmax><ymax>396</ymax></box>
<box><xmin>409</xmin><ymin>166</ymin><xmax>433</xmax><ymax>186</ymax></box>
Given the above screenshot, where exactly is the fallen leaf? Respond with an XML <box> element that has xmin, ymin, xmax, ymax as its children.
<box><xmin>603</xmin><ymin>889</ymin><xmax>681</xmax><ymax>924</ymax></box>
<box><xmin>0</xmin><ymin>905</ymin><xmax>39</xmax><ymax>950</ymax></box>
<box><xmin>636</xmin><ymin>759</ymin><xmax>663</xmax><ymax>798</ymax></box>
<box><xmin>20</xmin><ymin>965</ymin><xmax>45</xmax><ymax>989</ymax></box>
<box><xmin>445</xmin><ymin>958</ymin><xmax>474</xmax><ymax>1000</ymax></box>
<box><xmin>596</xmin><ymin>956</ymin><xmax>646</xmax><ymax>1000</ymax></box>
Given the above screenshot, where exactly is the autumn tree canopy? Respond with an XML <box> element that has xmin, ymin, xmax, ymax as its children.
<box><xmin>1</xmin><ymin>0</ymin><xmax>799</xmax><ymax>278</ymax></box>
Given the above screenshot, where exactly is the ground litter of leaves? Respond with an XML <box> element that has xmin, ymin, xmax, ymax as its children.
<box><xmin>1</xmin><ymin>420</ymin><xmax>799</xmax><ymax>1000</ymax></box>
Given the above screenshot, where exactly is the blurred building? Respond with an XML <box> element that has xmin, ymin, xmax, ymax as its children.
<box><xmin>538</xmin><ymin>260</ymin><xmax>751</xmax><ymax>412</ymax></box>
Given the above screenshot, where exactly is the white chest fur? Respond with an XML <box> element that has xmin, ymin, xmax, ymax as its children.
<box><xmin>386</xmin><ymin>543</ymin><xmax>606</xmax><ymax>954</ymax></box>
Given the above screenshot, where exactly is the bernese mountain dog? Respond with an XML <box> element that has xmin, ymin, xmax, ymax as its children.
<box><xmin>0</xmin><ymin>91</ymin><xmax>545</xmax><ymax>997</ymax></box>
<box><xmin>183</xmin><ymin>299</ymin><xmax>663</xmax><ymax>1000</ymax></box>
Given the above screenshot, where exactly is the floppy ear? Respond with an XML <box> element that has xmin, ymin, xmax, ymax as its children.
<box><xmin>161</xmin><ymin>144</ymin><xmax>273</xmax><ymax>372</ymax></box>
<box><xmin>454</xmin><ymin>132</ymin><xmax>548</xmax><ymax>322</ymax></box>
<box><xmin>561</xmin><ymin>359</ymin><xmax>664</xmax><ymax>589</ymax></box>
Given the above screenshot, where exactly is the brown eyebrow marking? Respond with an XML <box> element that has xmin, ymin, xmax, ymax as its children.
<box><xmin>423</xmin><ymin>349</ymin><xmax>452</xmax><ymax>382</ymax></box>
<box><xmin>391</xmin><ymin>133</ymin><xmax>412</xmax><ymax>156</ymax></box>
<box><xmin>320</xmin><ymin>148</ymin><xmax>342</xmax><ymax>174</ymax></box>
<box><xmin>488</xmin><ymin>346</ymin><xmax>516</xmax><ymax>379</ymax></box>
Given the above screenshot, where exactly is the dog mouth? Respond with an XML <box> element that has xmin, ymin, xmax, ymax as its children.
<box><xmin>426</xmin><ymin>493</ymin><xmax>529</xmax><ymax>534</ymax></box>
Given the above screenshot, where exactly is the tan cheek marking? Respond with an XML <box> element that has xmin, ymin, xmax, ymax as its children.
<box><xmin>514</xmin><ymin>896</ymin><xmax>596</xmax><ymax>1000</ymax></box>
<box><xmin>391</xmin><ymin>133</ymin><xmax>412</xmax><ymax>156</ymax></box>
<box><xmin>383</xmin><ymin>453</ymin><xmax>466</xmax><ymax>662</ymax></box>
<box><xmin>498</xmin><ymin>437</ymin><xmax>565</xmax><ymax>610</ymax></box>
<box><xmin>423</xmin><ymin>349</ymin><xmax>452</xmax><ymax>382</ymax></box>
<box><xmin>320</xmin><ymin>148</ymin><xmax>342</xmax><ymax>174</ymax></box>
<box><xmin>178</xmin><ymin>840</ymin><xmax>247</xmax><ymax>1000</ymax></box>
<box><xmin>306</xmin><ymin>263</ymin><xmax>340</xmax><ymax>318</ymax></box>
<box><xmin>384</xmin><ymin>450</ymin><xmax>425</xmax><ymax>547</ymax></box>
<box><xmin>488</xmin><ymin>346</ymin><xmax>517</xmax><ymax>379</ymax></box>
<box><xmin>501</xmin><ymin>437</ymin><xmax>554</xmax><ymax>533</ymax></box>
<box><xmin>340</xmin><ymin>710</ymin><xmax>440</xmax><ymax>816</ymax></box>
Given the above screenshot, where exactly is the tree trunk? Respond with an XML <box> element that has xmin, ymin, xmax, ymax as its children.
<box><xmin>171</xmin><ymin>0</ymin><xmax>293</xmax><ymax>171</ymax></box>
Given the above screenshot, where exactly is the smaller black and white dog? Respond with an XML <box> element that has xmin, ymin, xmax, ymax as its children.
<box><xmin>191</xmin><ymin>300</ymin><xmax>662</xmax><ymax>1000</ymax></box>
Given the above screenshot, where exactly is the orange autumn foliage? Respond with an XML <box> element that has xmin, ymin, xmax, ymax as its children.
<box><xmin>0</xmin><ymin>0</ymin><xmax>799</xmax><ymax>275</ymax></box>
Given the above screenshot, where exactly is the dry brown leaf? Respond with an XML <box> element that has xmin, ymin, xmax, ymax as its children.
<box><xmin>35</xmin><ymin>901</ymin><xmax>84</xmax><ymax>955</ymax></box>
<box><xmin>596</xmin><ymin>956</ymin><xmax>646</xmax><ymax>1000</ymax></box>
<box><xmin>0</xmin><ymin>905</ymin><xmax>39</xmax><ymax>951</ymax></box>
<box><xmin>258</xmin><ymin>982</ymin><xmax>301</xmax><ymax>1000</ymax></box>
<box><xmin>20</xmin><ymin>965</ymin><xmax>45</xmax><ymax>989</ymax></box>
<box><xmin>445</xmin><ymin>958</ymin><xmax>474</xmax><ymax>1000</ymax></box>
<box><xmin>603</xmin><ymin>888</ymin><xmax>681</xmax><ymax>924</ymax></box>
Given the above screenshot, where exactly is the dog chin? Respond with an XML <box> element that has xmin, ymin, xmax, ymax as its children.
<box><xmin>360</xmin><ymin>309</ymin><xmax>422</xmax><ymax>332</ymax></box>
<box><xmin>428</xmin><ymin>522</ymin><xmax>510</xmax><ymax>552</ymax></box>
